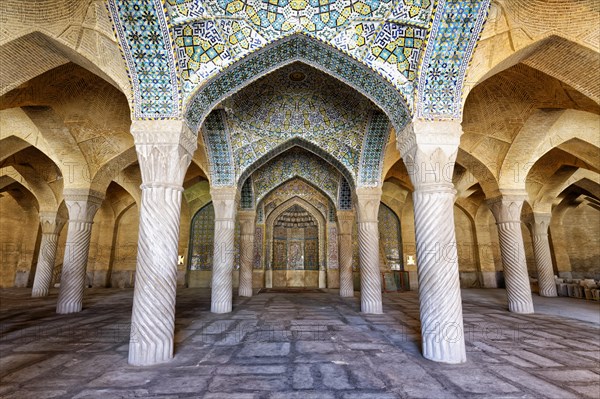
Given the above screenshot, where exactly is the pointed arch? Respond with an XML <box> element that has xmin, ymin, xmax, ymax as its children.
<box><xmin>184</xmin><ymin>35</ymin><xmax>410</xmax><ymax>133</ymax></box>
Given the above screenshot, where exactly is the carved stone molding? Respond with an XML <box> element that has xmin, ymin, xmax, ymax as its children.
<box><xmin>397</xmin><ymin>120</ymin><xmax>462</xmax><ymax>191</ymax></box>
<box><xmin>128</xmin><ymin>120</ymin><xmax>196</xmax><ymax>366</ymax></box>
<box><xmin>32</xmin><ymin>212</ymin><xmax>67</xmax><ymax>298</ymax></box>
<box><xmin>337</xmin><ymin>210</ymin><xmax>355</xmax><ymax>297</ymax></box>
<box><xmin>529</xmin><ymin>213</ymin><xmax>557</xmax><ymax>297</ymax></box>
<box><xmin>355</xmin><ymin>187</ymin><xmax>382</xmax><ymax>313</ymax></box>
<box><xmin>210</xmin><ymin>186</ymin><xmax>238</xmax><ymax>313</ymax></box>
<box><xmin>56</xmin><ymin>190</ymin><xmax>105</xmax><ymax>314</ymax></box>
<box><xmin>238</xmin><ymin>210</ymin><xmax>256</xmax><ymax>297</ymax></box>
<box><xmin>486</xmin><ymin>194</ymin><xmax>534</xmax><ymax>314</ymax></box>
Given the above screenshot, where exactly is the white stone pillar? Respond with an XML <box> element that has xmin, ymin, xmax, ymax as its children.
<box><xmin>128</xmin><ymin>120</ymin><xmax>196</xmax><ymax>366</ymax></box>
<box><xmin>488</xmin><ymin>195</ymin><xmax>534</xmax><ymax>313</ymax></box>
<box><xmin>355</xmin><ymin>187</ymin><xmax>383</xmax><ymax>314</ymax></box>
<box><xmin>32</xmin><ymin>212</ymin><xmax>66</xmax><ymax>297</ymax></box>
<box><xmin>211</xmin><ymin>186</ymin><xmax>238</xmax><ymax>313</ymax></box>
<box><xmin>529</xmin><ymin>213</ymin><xmax>557</xmax><ymax>297</ymax></box>
<box><xmin>337</xmin><ymin>210</ymin><xmax>355</xmax><ymax>297</ymax></box>
<box><xmin>397</xmin><ymin>120</ymin><xmax>466</xmax><ymax>364</ymax></box>
<box><xmin>56</xmin><ymin>189</ymin><xmax>104</xmax><ymax>313</ymax></box>
<box><xmin>238</xmin><ymin>210</ymin><xmax>256</xmax><ymax>297</ymax></box>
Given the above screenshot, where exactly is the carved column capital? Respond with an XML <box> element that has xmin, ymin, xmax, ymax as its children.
<box><xmin>131</xmin><ymin>120</ymin><xmax>197</xmax><ymax>187</ymax></box>
<box><xmin>39</xmin><ymin>211</ymin><xmax>67</xmax><ymax>235</ymax></box>
<box><xmin>530</xmin><ymin>212</ymin><xmax>552</xmax><ymax>236</ymax></box>
<box><xmin>62</xmin><ymin>188</ymin><xmax>105</xmax><ymax>222</ymax></box>
<box><xmin>487</xmin><ymin>192</ymin><xmax>527</xmax><ymax>224</ymax></box>
<box><xmin>336</xmin><ymin>210</ymin><xmax>355</xmax><ymax>235</ymax></box>
<box><xmin>355</xmin><ymin>187</ymin><xmax>382</xmax><ymax>223</ymax></box>
<box><xmin>238</xmin><ymin>210</ymin><xmax>256</xmax><ymax>232</ymax></box>
<box><xmin>210</xmin><ymin>186</ymin><xmax>239</xmax><ymax>220</ymax></box>
<box><xmin>397</xmin><ymin>120</ymin><xmax>462</xmax><ymax>191</ymax></box>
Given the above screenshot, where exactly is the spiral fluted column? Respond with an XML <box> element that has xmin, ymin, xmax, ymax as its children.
<box><xmin>355</xmin><ymin>188</ymin><xmax>383</xmax><ymax>314</ymax></box>
<box><xmin>56</xmin><ymin>190</ymin><xmax>104</xmax><ymax>314</ymax></box>
<box><xmin>397</xmin><ymin>120</ymin><xmax>466</xmax><ymax>364</ymax></box>
<box><xmin>211</xmin><ymin>186</ymin><xmax>238</xmax><ymax>313</ymax></box>
<box><xmin>128</xmin><ymin>120</ymin><xmax>196</xmax><ymax>366</ymax></box>
<box><xmin>32</xmin><ymin>212</ymin><xmax>66</xmax><ymax>297</ymax></box>
<box><xmin>238</xmin><ymin>210</ymin><xmax>256</xmax><ymax>297</ymax></box>
<box><xmin>488</xmin><ymin>195</ymin><xmax>534</xmax><ymax>314</ymax></box>
<box><xmin>337</xmin><ymin>210</ymin><xmax>355</xmax><ymax>297</ymax></box>
<box><xmin>530</xmin><ymin>213</ymin><xmax>557</xmax><ymax>297</ymax></box>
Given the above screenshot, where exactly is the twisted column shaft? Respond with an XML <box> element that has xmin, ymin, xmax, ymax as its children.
<box><xmin>412</xmin><ymin>186</ymin><xmax>466</xmax><ymax>363</ymax></box>
<box><xmin>488</xmin><ymin>196</ymin><xmax>534</xmax><ymax>313</ymax></box>
<box><xmin>32</xmin><ymin>212</ymin><xmax>66</xmax><ymax>297</ymax></box>
<box><xmin>397</xmin><ymin>120</ymin><xmax>466</xmax><ymax>364</ymax></box>
<box><xmin>356</xmin><ymin>188</ymin><xmax>382</xmax><ymax>314</ymax></box>
<box><xmin>238</xmin><ymin>211</ymin><xmax>256</xmax><ymax>297</ymax></box>
<box><xmin>211</xmin><ymin>187</ymin><xmax>238</xmax><ymax>313</ymax></box>
<box><xmin>56</xmin><ymin>191</ymin><xmax>103</xmax><ymax>314</ymax></box>
<box><xmin>530</xmin><ymin>213</ymin><xmax>557</xmax><ymax>297</ymax></box>
<box><xmin>337</xmin><ymin>211</ymin><xmax>354</xmax><ymax>297</ymax></box>
<box><xmin>128</xmin><ymin>120</ymin><xmax>196</xmax><ymax>366</ymax></box>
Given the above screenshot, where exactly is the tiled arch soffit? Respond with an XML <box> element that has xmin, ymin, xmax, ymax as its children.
<box><xmin>107</xmin><ymin>0</ymin><xmax>491</xmax><ymax>121</ymax></box>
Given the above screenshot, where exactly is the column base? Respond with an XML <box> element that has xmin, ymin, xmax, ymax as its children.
<box><xmin>211</xmin><ymin>302</ymin><xmax>232</xmax><ymax>314</ymax></box>
<box><xmin>339</xmin><ymin>288</ymin><xmax>354</xmax><ymax>297</ymax></box>
<box><xmin>423</xmin><ymin>339</ymin><xmax>466</xmax><ymax>364</ymax></box>
<box><xmin>128</xmin><ymin>340</ymin><xmax>173</xmax><ymax>366</ymax></box>
<box><xmin>508</xmin><ymin>301</ymin><xmax>534</xmax><ymax>314</ymax></box>
<box><xmin>239</xmin><ymin>287</ymin><xmax>252</xmax><ymax>297</ymax></box>
<box><xmin>56</xmin><ymin>301</ymin><xmax>82</xmax><ymax>314</ymax></box>
<box><xmin>31</xmin><ymin>288</ymin><xmax>49</xmax><ymax>298</ymax></box>
<box><xmin>539</xmin><ymin>289</ymin><xmax>558</xmax><ymax>298</ymax></box>
<box><xmin>361</xmin><ymin>299</ymin><xmax>382</xmax><ymax>314</ymax></box>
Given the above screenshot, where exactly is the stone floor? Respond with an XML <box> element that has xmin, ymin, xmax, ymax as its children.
<box><xmin>1</xmin><ymin>288</ymin><xmax>599</xmax><ymax>399</ymax></box>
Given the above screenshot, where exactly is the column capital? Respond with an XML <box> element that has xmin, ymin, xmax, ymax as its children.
<box><xmin>530</xmin><ymin>212</ymin><xmax>552</xmax><ymax>236</ymax></box>
<box><xmin>396</xmin><ymin>120</ymin><xmax>462</xmax><ymax>191</ymax></box>
<box><xmin>39</xmin><ymin>211</ymin><xmax>67</xmax><ymax>234</ymax></box>
<box><xmin>62</xmin><ymin>188</ymin><xmax>105</xmax><ymax>222</ymax></box>
<box><xmin>486</xmin><ymin>192</ymin><xmax>527</xmax><ymax>224</ymax></box>
<box><xmin>131</xmin><ymin>120</ymin><xmax>197</xmax><ymax>187</ymax></box>
<box><xmin>238</xmin><ymin>210</ymin><xmax>256</xmax><ymax>235</ymax></box>
<box><xmin>210</xmin><ymin>186</ymin><xmax>239</xmax><ymax>220</ymax></box>
<box><xmin>355</xmin><ymin>187</ymin><xmax>382</xmax><ymax>223</ymax></box>
<box><xmin>336</xmin><ymin>210</ymin><xmax>355</xmax><ymax>235</ymax></box>
<box><xmin>131</xmin><ymin>120</ymin><xmax>197</xmax><ymax>155</ymax></box>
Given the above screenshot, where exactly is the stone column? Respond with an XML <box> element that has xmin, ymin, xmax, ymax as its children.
<box><xmin>128</xmin><ymin>120</ymin><xmax>196</xmax><ymax>366</ymax></box>
<box><xmin>337</xmin><ymin>210</ymin><xmax>355</xmax><ymax>297</ymax></box>
<box><xmin>211</xmin><ymin>186</ymin><xmax>238</xmax><ymax>313</ymax></box>
<box><xmin>355</xmin><ymin>187</ymin><xmax>383</xmax><ymax>314</ymax></box>
<box><xmin>31</xmin><ymin>212</ymin><xmax>66</xmax><ymax>297</ymax></box>
<box><xmin>487</xmin><ymin>194</ymin><xmax>534</xmax><ymax>313</ymax></box>
<box><xmin>56</xmin><ymin>189</ymin><xmax>104</xmax><ymax>314</ymax></box>
<box><xmin>397</xmin><ymin>120</ymin><xmax>466</xmax><ymax>364</ymax></box>
<box><xmin>529</xmin><ymin>213</ymin><xmax>557</xmax><ymax>297</ymax></box>
<box><xmin>238</xmin><ymin>210</ymin><xmax>256</xmax><ymax>297</ymax></box>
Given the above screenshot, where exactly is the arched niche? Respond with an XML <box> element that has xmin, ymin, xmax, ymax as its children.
<box><xmin>265</xmin><ymin>197</ymin><xmax>326</xmax><ymax>289</ymax></box>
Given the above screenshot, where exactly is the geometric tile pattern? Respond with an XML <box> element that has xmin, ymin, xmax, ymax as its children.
<box><xmin>185</xmin><ymin>36</ymin><xmax>404</xmax><ymax>188</ymax></box>
<box><xmin>188</xmin><ymin>202</ymin><xmax>215</xmax><ymax>270</ymax></box>
<box><xmin>378</xmin><ymin>203</ymin><xmax>403</xmax><ymax>271</ymax></box>
<box><xmin>251</xmin><ymin>148</ymin><xmax>341</xmax><ymax>206</ymax></box>
<box><xmin>416</xmin><ymin>0</ymin><xmax>491</xmax><ymax>118</ymax></box>
<box><xmin>201</xmin><ymin>110</ymin><xmax>235</xmax><ymax>185</ymax></box>
<box><xmin>338</xmin><ymin>178</ymin><xmax>352</xmax><ymax>210</ymax></box>
<box><xmin>168</xmin><ymin>0</ymin><xmax>434</xmax><ymax>105</ymax></box>
<box><xmin>261</xmin><ymin>178</ymin><xmax>331</xmax><ymax>221</ymax></box>
<box><xmin>223</xmin><ymin>63</ymin><xmax>374</xmax><ymax>178</ymax></box>
<box><xmin>358</xmin><ymin>111</ymin><xmax>390</xmax><ymax>186</ymax></box>
<box><xmin>240</xmin><ymin>177</ymin><xmax>253</xmax><ymax>209</ymax></box>
<box><xmin>185</xmin><ymin>35</ymin><xmax>409</xmax><ymax>132</ymax></box>
<box><xmin>107</xmin><ymin>0</ymin><xmax>180</xmax><ymax>118</ymax></box>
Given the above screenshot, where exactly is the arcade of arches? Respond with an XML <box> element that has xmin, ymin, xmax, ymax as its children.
<box><xmin>0</xmin><ymin>0</ymin><xmax>599</xmax><ymax>386</ymax></box>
